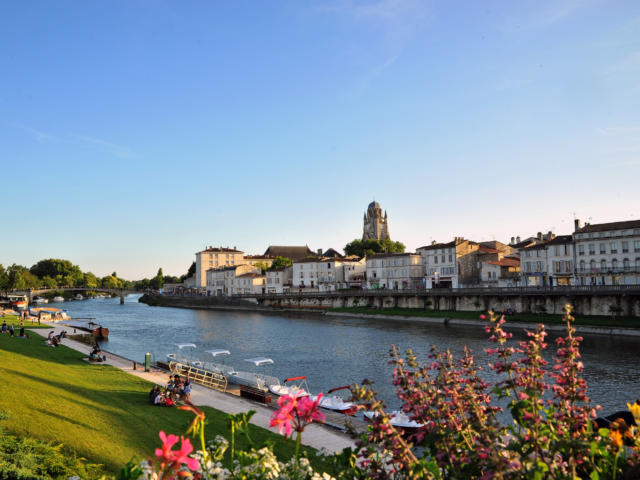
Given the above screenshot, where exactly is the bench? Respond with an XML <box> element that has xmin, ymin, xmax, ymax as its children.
<box><xmin>240</xmin><ymin>385</ymin><xmax>272</xmax><ymax>404</ymax></box>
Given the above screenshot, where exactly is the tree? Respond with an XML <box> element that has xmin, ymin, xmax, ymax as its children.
<box><xmin>344</xmin><ymin>238</ymin><xmax>406</xmax><ymax>257</ymax></box>
<box><xmin>180</xmin><ymin>262</ymin><xmax>197</xmax><ymax>283</ymax></box>
<box><xmin>84</xmin><ymin>272</ymin><xmax>98</xmax><ymax>289</ymax></box>
<box><xmin>30</xmin><ymin>259</ymin><xmax>83</xmax><ymax>283</ymax></box>
<box><xmin>268</xmin><ymin>256</ymin><xmax>293</xmax><ymax>271</ymax></box>
<box><xmin>101</xmin><ymin>275</ymin><xmax>120</xmax><ymax>289</ymax></box>
<box><xmin>7</xmin><ymin>264</ymin><xmax>40</xmax><ymax>289</ymax></box>
<box><xmin>0</xmin><ymin>265</ymin><xmax>9</xmax><ymax>292</ymax></box>
<box><xmin>150</xmin><ymin>268</ymin><xmax>164</xmax><ymax>290</ymax></box>
<box><xmin>41</xmin><ymin>276</ymin><xmax>57</xmax><ymax>289</ymax></box>
<box><xmin>253</xmin><ymin>261</ymin><xmax>269</xmax><ymax>274</ymax></box>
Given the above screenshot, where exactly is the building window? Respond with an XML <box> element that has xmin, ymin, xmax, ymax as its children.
<box><xmin>589</xmin><ymin>244</ymin><xmax>595</xmax><ymax>255</ymax></box>
<box><xmin>599</xmin><ymin>243</ymin><xmax>606</xmax><ymax>254</ymax></box>
<box><xmin>601</xmin><ymin>260</ymin><xmax>607</xmax><ymax>271</ymax></box>
<box><xmin>578</xmin><ymin>245</ymin><xmax>584</xmax><ymax>256</ymax></box>
<box><xmin>590</xmin><ymin>260</ymin><xmax>596</xmax><ymax>270</ymax></box>
<box><xmin>610</xmin><ymin>242</ymin><xmax>618</xmax><ymax>254</ymax></box>
<box><xmin>449</xmin><ymin>254</ymin><xmax>453</xmax><ymax>262</ymax></box>
<box><xmin>580</xmin><ymin>260</ymin><xmax>585</xmax><ymax>271</ymax></box>
<box><xmin>622</xmin><ymin>241</ymin><xmax>629</xmax><ymax>253</ymax></box>
<box><xmin>635</xmin><ymin>241</ymin><xmax>640</xmax><ymax>252</ymax></box>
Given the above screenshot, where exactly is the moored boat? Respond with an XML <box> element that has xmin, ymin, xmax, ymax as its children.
<box><xmin>269</xmin><ymin>376</ymin><xmax>310</xmax><ymax>397</ymax></box>
<box><xmin>363</xmin><ymin>410</ymin><xmax>425</xmax><ymax>431</ymax></box>
<box><xmin>52</xmin><ymin>296</ymin><xmax>65</xmax><ymax>302</ymax></box>
<box><xmin>310</xmin><ymin>385</ymin><xmax>358</xmax><ymax>415</ymax></box>
<box><xmin>167</xmin><ymin>343</ymin><xmax>200</xmax><ymax>366</ymax></box>
<box><xmin>227</xmin><ymin>357</ymin><xmax>280</xmax><ymax>392</ymax></box>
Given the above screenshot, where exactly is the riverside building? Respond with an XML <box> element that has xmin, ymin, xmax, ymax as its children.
<box><xmin>573</xmin><ymin>219</ymin><xmax>640</xmax><ymax>286</ymax></box>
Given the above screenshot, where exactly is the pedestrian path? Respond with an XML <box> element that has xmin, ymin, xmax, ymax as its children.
<box><xmin>34</xmin><ymin>324</ymin><xmax>356</xmax><ymax>453</ymax></box>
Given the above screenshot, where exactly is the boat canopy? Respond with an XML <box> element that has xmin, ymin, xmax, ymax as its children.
<box><xmin>206</xmin><ymin>349</ymin><xmax>231</xmax><ymax>357</ymax></box>
<box><xmin>245</xmin><ymin>357</ymin><xmax>274</xmax><ymax>366</ymax></box>
<box><xmin>175</xmin><ymin>343</ymin><xmax>197</xmax><ymax>349</ymax></box>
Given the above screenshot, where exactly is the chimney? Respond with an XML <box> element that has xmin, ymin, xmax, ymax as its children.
<box><xmin>233</xmin><ymin>246</ymin><xmax>236</xmax><ymax>250</ymax></box>
<box><xmin>574</xmin><ymin>218</ymin><xmax>581</xmax><ymax>231</ymax></box>
<box><xmin>510</xmin><ymin>236</ymin><xmax>515</xmax><ymax>245</ymax></box>
<box><xmin>537</xmin><ymin>232</ymin><xmax>542</xmax><ymax>241</ymax></box>
<box><xmin>516</xmin><ymin>236</ymin><xmax>521</xmax><ymax>243</ymax></box>
<box><xmin>432</xmin><ymin>240</ymin><xmax>437</xmax><ymax>246</ymax></box>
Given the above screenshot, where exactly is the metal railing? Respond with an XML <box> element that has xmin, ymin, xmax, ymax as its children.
<box><xmin>169</xmin><ymin>361</ymin><xmax>228</xmax><ymax>392</ymax></box>
<box><xmin>228</xmin><ymin>284</ymin><xmax>640</xmax><ymax>299</ymax></box>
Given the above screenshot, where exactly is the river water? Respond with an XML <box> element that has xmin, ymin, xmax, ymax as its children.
<box><xmin>47</xmin><ymin>295</ymin><xmax>639</xmax><ymax>414</ymax></box>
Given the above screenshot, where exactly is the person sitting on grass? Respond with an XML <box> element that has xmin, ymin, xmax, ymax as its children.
<box><xmin>149</xmin><ymin>385</ymin><xmax>162</xmax><ymax>404</ymax></box>
<box><xmin>179</xmin><ymin>375</ymin><xmax>192</xmax><ymax>402</ymax></box>
<box><xmin>18</xmin><ymin>327</ymin><xmax>25</xmax><ymax>337</ymax></box>
<box><xmin>2</xmin><ymin>321</ymin><xmax>7</xmax><ymax>334</ymax></box>
<box><xmin>153</xmin><ymin>390</ymin><xmax>166</xmax><ymax>406</ymax></box>
<box><xmin>8</xmin><ymin>324</ymin><xmax>14</xmax><ymax>337</ymax></box>
<box><xmin>89</xmin><ymin>345</ymin><xmax>104</xmax><ymax>362</ymax></box>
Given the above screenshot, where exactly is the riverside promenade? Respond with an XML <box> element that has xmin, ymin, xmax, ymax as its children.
<box><xmin>34</xmin><ymin>324</ymin><xmax>356</xmax><ymax>453</ymax></box>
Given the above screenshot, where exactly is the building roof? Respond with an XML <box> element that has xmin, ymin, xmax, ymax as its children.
<box><xmin>523</xmin><ymin>242</ymin><xmax>549</xmax><ymax>251</ymax></box>
<box><xmin>478</xmin><ymin>245</ymin><xmax>499</xmax><ymax>253</ymax></box>
<box><xmin>237</xmin><ymin>273</ymin><xmax>265</xmax><ymax>278</ymax></box>
<box><xmin>575</xmin><ymin>219</ymin><xmax>640</xmax><ymax>234</ymax></box>
<box><xmin>294</xmin><ymin>257</ymin><xmax>327</xmax><ymax>264</ymax></box>
<box><xmin>244</xmin><ymin>255</ymin><xmax>275</xmax><ymax>260</ymax></box>
<box><xmin>417</xmin><ymin>240</ymin><xmax>457</xmax><ymax>251</ymax></box>
<box><xmin>510</xmin><ymin>238</ymin><xmax>538</xmax><ymax>249</ymax></box>
<box><xmin>368</xmin><ymin>201</ymin><xmax>381</xmax><ymax>210</ymax></box>
<box><xmin>263</xmin><ymin>245</ymin><xmax>316</xmax><ymax>261</ymax></box>
<box><xmin>197</xmin><ymin>246</ymin><xmax>243</xmax><ymax>255</ymax></box>
<box><xmin>545</xmin><ymin>234</ymin><xmax>573</xmax><ymax>245</ymax></box>
<box><xmin>323</xmin><ymin>248</ymin><xmax>344</xmax><ymax>259</ymax></box>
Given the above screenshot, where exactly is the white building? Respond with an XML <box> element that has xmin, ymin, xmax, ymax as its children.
<box><xmin>232</xmin><ymin>273</ymin><xmax>265</xmax><ymax>295</ymax></box>
<box><xmin>479</xmin><ymin>258</ymin><xmax>520</xmax><ymax>287</ymax></box>
<box><xmin>265</xmin><ymin>267</ymin><xmax>293</xmax><ymax>294</ymax></box>
<box><xmin>366</xmin><ymin>253</ymin><xmax>424</xmax><ymax>290</ymax></box>
<box><xmin>205</xmin><ymin>264</ymin><xmax>260</xmax><ymax>296</ymax></box>
<box><xmin>573</xmin><ymin>219</ymin><xmax>640</xmax><ymax>286</ymax></box>
<box><xmin>343</xmin><ymin>257</ymin><xmax>367</xmax><ymax>288</ymax></box>
<box><xmin>195</xmin><ymin>246</ymin><xmax>244</xmax><ymax>287</ymax></box>
<box><xmin>292</xmin><ymin>258</ymin><xmax>319</xmax><ymax>290</ymax></box>
<box><xmin>417</xmin><ymin>240</ymin><xmax>460</xmax><ymax>289</ymax></box>
<box><xmin>520</xmin><ymin>243</ymin><xmax>548</xmax><ymax>286</ymax></box>
<box><xmin>545</xmin><ymin>235</ymin><xmax>574</xmax><ymax>286</ymax></box>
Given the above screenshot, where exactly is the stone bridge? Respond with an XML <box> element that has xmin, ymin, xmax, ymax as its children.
<box><xmin>234</xmin><ymin>285</ymin><xmax>640</xmax><ymax>316</ymax></box>
<box><xmin>16</xmin><ymin>287</ymin><xmax>145</xmax><ymax>305</ymax></box>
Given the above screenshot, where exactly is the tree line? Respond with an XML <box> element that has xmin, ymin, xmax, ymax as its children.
<box><xmin>0</xmin><ymin>259</ymin><xmax>195</xmax><ymax>293</ymax></box>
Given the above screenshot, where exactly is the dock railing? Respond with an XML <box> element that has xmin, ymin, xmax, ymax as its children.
<box><xmin>169</xmin><ymin>361</ymin><xmax>228</xmax><ymax>392</ymax></box>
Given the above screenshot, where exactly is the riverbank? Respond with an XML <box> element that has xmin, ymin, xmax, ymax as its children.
<box><xmin>140</xmin><ymin>294</ymin><xmax>640</xmax><ymax>337</ymax></box>
<box><xmin>325</xmin><ymin>310</ymin><xmax>640</xmax><ymax>337</ymax></box>
<box><xmin>0</xmin><ymin>325</ymin><xmax>352</xmax><ymax>475</ymax></box>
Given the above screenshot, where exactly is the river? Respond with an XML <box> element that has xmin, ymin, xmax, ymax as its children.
<box><xmin>47</xmin><ymin>295</ymin><xmax>639</xmax><ymax>414</ymax></box>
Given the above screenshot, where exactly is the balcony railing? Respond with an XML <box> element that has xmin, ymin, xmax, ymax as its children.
<box><xmin>576</xmin><ymin>267</ymin><xmax>640</xmax><ymax>274</ymax></box>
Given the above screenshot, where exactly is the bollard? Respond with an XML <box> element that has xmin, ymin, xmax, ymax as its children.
<box><xmin>133</xmin><ymin>361</ymin><xmax>137</xmax><ymax>370</ymax></box>
<box><xmin>144</xmin><ymin>352</ymin><xmax>151</xmax><ymax>372</ymax></box>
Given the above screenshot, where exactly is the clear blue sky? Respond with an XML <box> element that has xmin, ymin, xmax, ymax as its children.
<box><xmin>2</xmin><ymin>0</ymin><xmax>639</xmax><ymax>279</ymax></box>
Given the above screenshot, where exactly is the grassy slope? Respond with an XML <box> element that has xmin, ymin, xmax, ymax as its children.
<box><xmin>330</xmin><ymin>307</ymin><xmax>640</xmax><ymax>327</ymax></box>
<box><xmin>0</xmin><ymin>332</ymin><xmax>333</xmax><ymax>475</ymax></box>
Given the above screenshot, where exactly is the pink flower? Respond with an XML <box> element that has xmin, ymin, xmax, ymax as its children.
<box><xmin>270</xmin><ymin>394</ymin><xmax>298</xmax><ymax>437</ymax></box>
<box><xmin>270</xmin><ymin>392</ymin><xmax>326</xmax><ymax>438</ymax></box>
<box><xmin>297</xmin><ymin>393</ymin><xmax>326</xmax><ymax>425</ymax></box>
<box><xmin>154</xmin><ymin>431</ymin><xmax>199</xmax><ymax>472</ymax></box>
<box><xmin>155</xmin><ymin>431</ymin><xmax>179</xmax><ymax>463</ymax></box>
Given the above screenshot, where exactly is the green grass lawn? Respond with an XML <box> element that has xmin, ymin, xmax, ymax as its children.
<box><xmin>330</xmin><ymin>307</ymin><xmax>640</xmax><ymax>328</ymax></box>
<box><xmin>0</xmin><ymin>332</ymin><xmax>335</xmax><ymax>476</ymax></box>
